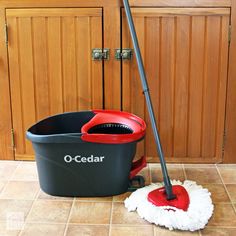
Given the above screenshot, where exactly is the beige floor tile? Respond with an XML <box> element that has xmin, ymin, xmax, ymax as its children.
<box><xmin>184</xmin><ymin>164</ymin><xmax>216</xmax><ymax>168</ymax></box>
<box><xmin>0</xmin><ymin>162</ymin><xmax>19</xmax><ymax>180</ymax></box>
<box><xmin>201</xmin><ymin>227</ymin><xmax>236</xmax><ymax>235</ymax></box>
<box><xmin>202</xmin><ymin>184</ymin><xmax>230</xmax><ymax>203</ymax></box>
<box><xmin>26</xmin><ymin>200</ymin><xmax>72</xmax><ymax>223</ymax></box>
<box><xmin>20</xmin><ymin>223</ymin><xmax>65</xmax><ymax>236</ymax></box>
<box><xmin>208</xmin><ymin>204</ymin><xmax>236</xmax><ymax>226</ymax></box>
<box><xmin>151</xmin><ymin>165</ymin><xmax>185</xmax><ymax>182</ymax></box>
<box><xmin>225</xmin><ymin>184</ymin><xmax>236</xmax><ymax>202</ymax></box>
<box><xmin>0</xmin><ymin>199</ymin><xmax>33</xmax><ymax>221</ymax></box>
<box><xmin>66</xmin><ymin>225</ymin><xmax>109</xmax><ymax>236</ymax></box>
<box><xmin>0</xmin><ymin>181</ymin><xmax>39</xmax><ymax>200</ymax></box>
<box><xmin>218</xmin><ymin>166</ymin><xmax>236</xmax><ymax>184</ymax></box>
<box><xmin>69</xmin><ymin>201</ymin><xmax>111</xmax><ymax>224</ymax></box>
<box><xmin>11</xmin><ymin>162</ymin><xmax>38</xmax><ymax>181</ymax></box>
<box><xmin>111</xmin><ymin>225</ymin><xmax>153</xmax><ymax>236</ymax></box>
<box><xmin>184</xmin><ymin>167</ymin><xmax>221</xmax><ymax>184</ymax></box>
<box><xmin>76</xmin><ymin>196</ymin><xmax>112</xmax><ymax>202</ymax></box>
<box><xmin>217</xmin><ymin>164</ymin><xmax>236</xmax><ymax>167</ymax></box>
<box><xmin>112</xmin><ymin>202</ymin><xmax>150</xmax><ymax>225</ymax></box>
<box><xmin>113</xmin><ymin>192</ymin><xmax>131</xmax><ymax>202</ymax></box>
<box><xmin>0</xmin><ymin>181</ymin><xmax>6</xmax><ymax>193</ymax></box>
<box><xmin>138</xmin><ymin>165</ymin><xmax>151</xmax><ymax>185</ymax></box>
<box><xmin>154</xmin><ymin>226</ymin><xmax>199</xmax><ymax>235</ymax></box>
<box><xmin>37</xmin><ymin>190</ymin><xmax>73</xmax><ymax>201</ymax></box>
<box><xmin>0</xmin><ymin>221</ymin><xmax>20</xmax><ymax>236</ymax></box>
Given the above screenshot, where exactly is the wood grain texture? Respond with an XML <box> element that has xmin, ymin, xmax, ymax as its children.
<box><xmin>91</xmin><ymin>16</ymin><xmax>103</xmax><ymax>109</ymax></box>
<box><xmin>0</xmin><ymin>0</ymin><xmax>231</xmax><ymax>8</ymax></box>
<box><xmin>104</xmin><ymin>7</ymin><xmax>121</xmax><ymax>110</ymax></box>
<box><xmin>123</xmin><ymin>16</ymin><xmax>145</xmax><ymax>159</ymax></box>
<box><xmin>173</xmin><ymin>16</ymin><xmax>190</xmax><ymax>157</ymax></box>
<box><xmin>122</xmin><ymin>8</ymin><xmax>230</xmax><ymax>163</ymax></box>
<box><xmin>145</xmin><ymin>17</ymin><xmax>160</xmax><ymax>157</ymax></box>
<box><xmin>0</xmin><ymin>0</ymin><xmax>121</xmax><ymax>8</ymax></box>
<box><xmin>224</xmin><ymin>0</ymin><xmax>236</xmax><ymax>163</ymax></box>
<box><xmin>17</xmin><ymin>17</ymin><xmax>36</xmax><ymax>155</ymax></box>
<box><xmin>130</xmin><ymin>8</ymin><xmax>230</xmax><ymax>17</ymax></box>
<box><xmin>188</xmin><ymin>16</ymin><xmax>205</xmax><ymax>158</ymax></box>
<box><xmin>47</xmin><ymin>17</ymin><xmax>64</xmax><ymax>114</ymax></box>
<box><xmin>7</xmin><ymin>8</ymin><xmax>103</xmax><ymax>160</ymax></box>
<box><xmin>62</xmin><ymin>16</ymin><xmax>77</xmax><ymax>111</ymax></box>
<box><xmin>6</xmin><ymin>8</ymin><xmax>102</xmax><ymax>17</ymax></box>
<box><xmin>76</xmin><ymin>17</ymin><xmax>91</xmax><ymax>110</ymax></box>
<box><xmin>129</xmin><ymin>0</ymin><xmax>231</xmax><ymax>7</ymax></box>
<box><xmin>159</xmin><ymin>16</ymin><xmax>175</xmax><ymax>157</ymax></box>
<box><xmin>0</xmin><ymin>8</ymin><xmax>13</xmax><ymax>160</ymax></box>
<box><xmin>216</xmin><ymin>15</ymin><xmax>229</xmax><ymax>162</ymax></box>
<box><xmin>201</xmin><ymin>16</ymin><xmax>221</xmax><ymax>158</ymax></box>
<box><xmin>33</xmin><ymin>17</ymin><xmax>50</xmax><ymax>120</ymax></box>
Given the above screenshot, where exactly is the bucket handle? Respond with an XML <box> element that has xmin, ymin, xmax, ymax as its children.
<box><xmin>129</xmin><ymin>156</ymin><xmax>147</xmax><ymax>179</ymax></box>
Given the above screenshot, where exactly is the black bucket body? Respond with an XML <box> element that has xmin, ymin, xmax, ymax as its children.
<box><xmin>27</xmin><ymin>110</ymin><xmax>146</xmax><ymax>197</ymax></box>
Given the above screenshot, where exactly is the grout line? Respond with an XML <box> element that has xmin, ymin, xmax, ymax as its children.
<box><xmin>182</xmin><ymin>163</ymin><xmax>187</xmax><ymax>181</ymax></box>
<box><xmin>183</xmin><ymin>165</ymin><xmax>217</xmax><ymax>168</ymax></box>
<box><xmin>216</xmin><ymin>164</ymin><xmax>236</xmax><ymax>167</ymax></box>
<box><xmin>7</xmin><ymin>161</ymin><xmax>21</xmax><ymax>181</ymax></box>
<box><xmin>0</xmin><ymin>221</ymin><xmax>153</xmax><ymax>226</ymax></box>
<box><xmin>63</xmin><ymin>197</ymin><xmax>75</xmax><ymax>236</ymax></box>
<box><xmin>0</xmin><ymin>196</ymin><xmax>111</xmax><ymax>202</ymax></box>
<box><xmin>74</xmin><ymin>199</ymin><xmax>112</xmax><ymax>203</ymax></box>
<box><xmin>203</xmin><ymin>226</ymin><xmax>236</xmax><ymax>229</ymax></box>
<box><xmin>148</xmin><ymin>164</ymin><xmax>153</xmax><ymax>183</ymax></box>
<box><xmin>36</xmin><ymin>197</ymin><xmax>74</xmax><ymax>202</ymax></box>
<box><xmin>108</xmin><ymin>199</ymin><xmax>114</xmax><ymax>236</ymax></box>
<box><xmin>215</xmin><ymin>165</ymin><xmax>236</xmax><ymax>213</ymax></box>
<box><xmin>18</xmin><ymin>188</ymin><xmax>41</xmax><ymax>236</ymax></box>
<box><xmin>15</xmin><ymin>222</ymin><xmax>110</xmax><ymax>226</ymax></box>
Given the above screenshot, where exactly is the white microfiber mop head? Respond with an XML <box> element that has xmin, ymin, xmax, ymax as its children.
<box><xmin>124</xmin><ymin>180</ymin><xmax>214</xmax><ymax>231</ymax></box>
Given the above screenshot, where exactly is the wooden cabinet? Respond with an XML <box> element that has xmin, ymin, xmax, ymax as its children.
<box><xmin>6</xmin><ymin>8</ymin><xmax>103</xmax><ymax>160</ymax></box>
<box><xmin>122</xmin><ymin>8</ymin><xmax>230</xmax><ymax>163</ymax></box>
<box><xmin>0</xmin><ymin>0</ymin><xmax>235</xmax><ymax>163</ymax></box>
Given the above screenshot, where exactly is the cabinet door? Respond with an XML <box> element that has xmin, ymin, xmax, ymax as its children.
<box><xmin>6</xmin><ymin>8</ymin><xmax>103</xmax><ymax>160</ymax></box>
<box><xmin>122</xmin><ymin>8</ymin><xmax>230</xmax><ymax>163</ymax></box>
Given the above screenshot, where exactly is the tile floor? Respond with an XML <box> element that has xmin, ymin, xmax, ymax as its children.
<box><xmin>0</xmin><ymin>161</ymin><xmax>236</xmax><ymax>236</ymax></box>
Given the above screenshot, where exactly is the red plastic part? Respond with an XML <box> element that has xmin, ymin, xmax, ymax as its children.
<box><xmin>147</xmin><ymin>185</ymin><xmax>190</xmax><ymax>211</ymax></box>
<box><xmin>81</xmin><ymin>110</ymin><xmax>146</xmax><ymax>144</ymax></box>
<box><xmin>129</xmin><ymin>156</ymin><xmax>147</xmax><ymax>179</ymax></box>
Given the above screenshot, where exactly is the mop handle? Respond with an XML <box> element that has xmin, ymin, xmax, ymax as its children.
<box><xmin>123</xmin><ymin>0</ymin><xmax>176</xmax><ymax>200</ymax></box>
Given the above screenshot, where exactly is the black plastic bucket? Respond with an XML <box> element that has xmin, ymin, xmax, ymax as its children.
<box><xmin>26</xmin><ymin>110</ymin><xmax>146</xmax><ymax>197</ymax></box>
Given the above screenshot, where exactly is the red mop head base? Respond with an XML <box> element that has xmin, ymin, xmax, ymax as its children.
<box><xmin>147</xmin><ymin>185</ymin><xmax>190</xmax><ymax>211</ymax></box>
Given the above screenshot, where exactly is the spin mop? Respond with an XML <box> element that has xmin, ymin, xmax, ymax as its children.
<box><xmin>123</xmin><ymin>0</ymin><xmax>214</xmax><ymax>231</ymax></box>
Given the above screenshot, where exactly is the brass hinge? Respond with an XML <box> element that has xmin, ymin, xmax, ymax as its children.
<box><xmin>92</xmin><ymin>48</ymin><xmax>110</xmax><ymax>60</ymax></box>
<box><xmin>5</xmin><ymin>24</ymin><xmax>8</xmax><ymax>46</ymax></box>
<box><xmin>115</xmin><ymin>49</ymin><xmax>133</xmax><ymax>60</ymax></box>
<box><xmin>11</xmin><ymin>129</ymin><xmax>15</xmax><ymax>149</ymax></box>
<box><xmin>228</xmin><ymin>24</ymin><xmax>232</xmax><ymax>44</ymax></box>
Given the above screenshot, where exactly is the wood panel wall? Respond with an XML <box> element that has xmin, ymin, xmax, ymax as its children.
<box><xmin>6</xmin><ymin>8</ymin><xmax>103</xmax><ymax>160</ymax></box>
<box><xmin>122</xmin><ymin>8</ymin><xmax>230</xmax><ymax>163</ymax></box>
<box><xmin>224</xmin><ymin>0</ymin><xmax>236</xmax><ymax>163</ymax></box>
<box><xmin>0</xmin><ymin>9</ymin><xmax>13</xmax><ymax>160</ymax></box>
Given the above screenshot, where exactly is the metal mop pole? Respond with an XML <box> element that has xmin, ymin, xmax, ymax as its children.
<box><xmin>123</xmin><ymin>0</ymin><xmax>176</xmax><ymax>200</ymax></box>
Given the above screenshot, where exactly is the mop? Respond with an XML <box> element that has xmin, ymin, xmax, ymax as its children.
<box><xmin>122</xmin><ymin>0</ymin><xmax>214</xmax><ymax>231</ymax></box>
